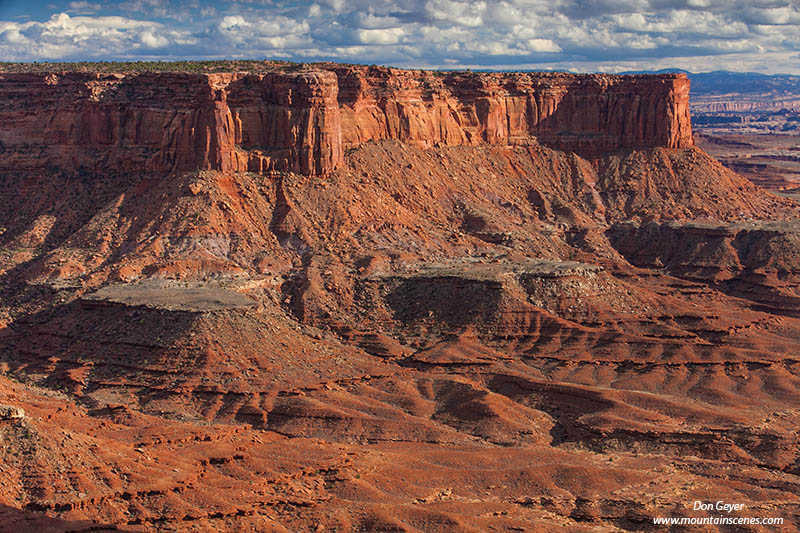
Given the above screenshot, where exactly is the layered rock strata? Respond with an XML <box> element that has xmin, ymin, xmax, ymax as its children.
<box><xmin>0</xmin><ymin>66</ymin><xmax>692</xmax><ymax>176</ymax></box>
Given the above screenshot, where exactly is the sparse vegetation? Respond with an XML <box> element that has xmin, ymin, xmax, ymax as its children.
<box><xmin>0</xmin><ymin>60</ymin><xmax>302</xmax><ymax>74</ymax></box>
<box><xmin>0</xmin><ymin>59</ymin><xmax>370</xmax><ymax>74</ymax></box>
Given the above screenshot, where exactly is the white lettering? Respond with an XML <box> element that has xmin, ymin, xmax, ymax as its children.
<box><xmin>715</xmin><ymin>501</ymin><xmax>745</xmax><ymax>513</ymax></box>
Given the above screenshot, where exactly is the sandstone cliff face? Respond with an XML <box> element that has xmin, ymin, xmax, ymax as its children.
<box><xmin>0</xmin><ymin>66</ymin><xmax>692</xmax><ymax>176</ymax></box>
<box><xmin>0</xmin><ymin>70</ymin><xmax>342</xmax><ymax>176</ymax></box>
<box><xmin>334</xmin><ymin>67</ymin><xmax>692</xmax><ymax>156</ymax></box>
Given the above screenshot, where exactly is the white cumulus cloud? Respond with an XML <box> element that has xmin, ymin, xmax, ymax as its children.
<box><xmin>0</xmin><ymin>1</ymin><xmax>798</xmax><ymax>73</ymax></box>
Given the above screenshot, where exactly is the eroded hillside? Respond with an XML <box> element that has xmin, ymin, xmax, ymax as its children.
<box><xmin>0</xmin><ymin>63</ymin><xmax>799</xmax><ymax>531</ymax></box>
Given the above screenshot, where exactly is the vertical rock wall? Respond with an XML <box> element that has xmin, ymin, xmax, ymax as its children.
<box><xmin>0</xmin><ymin>66</ymin><xmax>692</xmax><ymax>176</ymax></box>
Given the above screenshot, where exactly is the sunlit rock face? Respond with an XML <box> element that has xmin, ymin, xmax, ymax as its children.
<box><xmin>0</xmin><ymin>67</ymin><xmax>692</xmax><ymax>177</ymax></box>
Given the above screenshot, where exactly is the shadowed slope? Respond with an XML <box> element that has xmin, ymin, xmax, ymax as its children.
<box><xmin>0</xmin><ymin>96</ymin><xmax>799</xmax><ymax>529</ymax></box>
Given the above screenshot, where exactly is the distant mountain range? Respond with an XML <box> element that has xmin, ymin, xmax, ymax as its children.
<box><xmin>622</xmin><ymin>69</ymin><xmax>800</xmax><ymax>97</ymax></box>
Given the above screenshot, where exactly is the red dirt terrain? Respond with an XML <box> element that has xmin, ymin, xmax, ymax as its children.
<box><xmin>695</xmin><ymin>133</ymin><xmax>800</xmax><ymax>197</ymax></box>
<box><xmin>1</xmin><ymin>63</ymin><xmax>800</xmax><ymax>531</ymax></box>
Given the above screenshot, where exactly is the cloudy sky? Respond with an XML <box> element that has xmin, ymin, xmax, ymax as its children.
<box><xmin>1</xmin><ymin>1</ymin><xmax>799</xmax><ymax>73</ymax></box>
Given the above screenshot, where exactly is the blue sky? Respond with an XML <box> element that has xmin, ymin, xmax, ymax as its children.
<box><xmin>1</xmin><ymin>1</ymin><xmax>799</xmax><ymax>73</ymax></box>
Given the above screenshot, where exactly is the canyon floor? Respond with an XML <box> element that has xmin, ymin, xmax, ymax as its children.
<box><xmin>696</xmin><ymin>133</ymin><xmax>800</xmax><ymax>200</ymax></box>
<box><xmin>2</xmin><ymin>100</ymin><xmax>800</xmax><ymax>529</ymax></box>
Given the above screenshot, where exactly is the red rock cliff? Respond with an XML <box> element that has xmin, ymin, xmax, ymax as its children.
<box><xmin>0</xmin><ymin>66</ymin><xmax>692</xmax><ymax>176</ymax></box>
